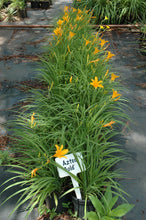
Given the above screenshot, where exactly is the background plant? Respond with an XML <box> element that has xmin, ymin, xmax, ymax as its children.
<box><xmin>73</xmin><ymin>0</ymin><xmax>146</xmax><ymax>24</ymax></box>
<box><xmin>86</xmin><ymin>186</ymin><xmax>134</xmax><ymax>220</ymax></box>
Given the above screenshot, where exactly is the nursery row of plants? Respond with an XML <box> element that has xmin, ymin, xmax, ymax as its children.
<box><xmin>1</xmin><ymin>0</ymin><xmax>146</xmax><ymax>24</ymax></box>
<box><xmin>0</xmin><ymin>0</ymin><xmax>52</xmax><ymax>21</ymax></box>
<box><xmin>73</xmin><ymin>0</ymin><xmax>146</xmax><ymax>25</ymax></box>
<box><xmin>1</xmin><ymin>6</ymin><xmax>134</xmax><ymax>220</ymax></box>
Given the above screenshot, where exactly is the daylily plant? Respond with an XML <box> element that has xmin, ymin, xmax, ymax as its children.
<box><xmin>2</xmin><ymin>6</ymin><xmax>132</xmax><ymax>219</ymax></box>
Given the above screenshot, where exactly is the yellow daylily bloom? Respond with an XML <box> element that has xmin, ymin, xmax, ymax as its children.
<box><xmin>106</xmin><ymin>25</ymin><xmax>110</xmax><ymax>29</ymax></box>
<box><xmin>105</xmin><ymin>16</ymin><xmax>108</xmax><ymax>20</ymax></box>
<box><xmin>112</xmin><ymin>89</ymin><xmax>121</xmax><ymax>101</ymax></box>
<box><xmin>31</xmin><ymin>168</ymin><xmax>39</xmax><ymax>178</ymax></box>
<box><xmin>100</xmin><ymin>25</ymin><xmax>104</xmax><ymax>29</ymax></box>
<box><xmin>103</xmin><ymin>121</ymin><xmax>115</xmax><ymax>128</ymax></box>
<box><xmin>53</xmin><ymin>145</ymin><xmax>68</xmax><ymax>159</ymax></box>
<box><xmin>90</xmin><ymin>76</ymin><xmax>104</xmax><ymax>89</ymax></box>
<box><xmin>111</xmin><ymin>73</ymin><xmax>120</xmax><ymax>81</ymax></box>
<box><xmin>69</xmin><ymin>31</ymin><xmax>76</xmax><ymax>39</ymax></box>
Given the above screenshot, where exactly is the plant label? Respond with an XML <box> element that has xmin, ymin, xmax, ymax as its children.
<box><xmin>55</xmin><ymin>152</ymin><xmax>85</xmax><ymax>199</ymax></box>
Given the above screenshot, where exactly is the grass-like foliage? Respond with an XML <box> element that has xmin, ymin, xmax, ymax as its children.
<box><xmin>73</xmin><ymin>0</ymin><xmax>146</xmax><ymax>24</ymax></box>
<box><xmin>1</xmin><ymin>6</ymin><xmax>132</xmax><ymax>218</ymax></box>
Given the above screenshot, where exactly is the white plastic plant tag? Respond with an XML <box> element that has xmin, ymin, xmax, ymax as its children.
<box><xmin>55</xmin><ymin>152</ymin><xmax>85</xmax><ymax>200</ymax></box>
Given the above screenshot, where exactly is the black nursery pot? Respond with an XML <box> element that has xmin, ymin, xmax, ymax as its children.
<box><xmin>72</xmin><ymin>196</ymin><xmax>94</xmax><ymax>219</ymax></box>
<box><xmin>139</xmin><ymin>33</ymin><xmax>146</xmax><ymax>56</ymax></box>
<box><xmin>45</xmin><ymin>193</ymin><xmax>72</xmax><ymax>213</ymax></box>
<box><xmin>2</xmin><ymin>1</ymin><xmax>11</xmax><ymax>8</ymax></box>
<box><xmin>31</xmin><ymin>1</ymin><xmax>41</xmax><ymax>8</ymax></box>
<box><xmin>40</xmin><ymin>1</ymin><xmax>50</xmax><ymax>9</ymax></box>
<box><xmin>17</xmin><ymin>8</ymin><xmax>27</xmax><ymax>18</ymax></box>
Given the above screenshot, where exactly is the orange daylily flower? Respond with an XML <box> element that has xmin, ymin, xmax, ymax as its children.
<box><xmin>112</xmin><ymin>89</ymin><xmax>121</xmax><ymax>101</ymax></box>
<box><xmin>106</xmin><ymin>51</ymin><xmax>115</xmax><ymax>60</ymax></box>
<box><xmin>93</xmin><ymin>47</ymin><xmax>100</xmax><ymax>54</ymax></box>
<box><xmin>77</xmin><ymin>9</ymin><xmax>82</xmax><ymax>14</ymax></box>
<box><xmin>53</xmin><ymin>145</ymin><xmax>68</xmax><ymax>159</ymax></box>
<box><xmin>31</xmin><ymin>168</ymin><xmax>39</xmax><ymax>178</ymax></box>
<box><xmin>70</xmin><ymin>24</ymin><xmax>77</xmax><ymax>30</ymax></box>
<box><xmin>69</xmin><ymin>24</ymin><xmax>73</xmax><ymax>29</ymax></box>
<box><xmin>54</xmin><ymin>27</ymin><xmax>62</xmax><ymax>37</ymax></box>
<box><xmin>103</xmin><ymin>121</ymin><xmax>115</xmax><ymax>128</ymax></box>
<box><xmin>69</xmin><ymin>31</ymin><xmax>76</xmax><ymax>39</ymax></box>
<box><xmin>67</xmin><ymin>45</ymin><xmax>70</xmax><ymax>52</ymax></box>
<box><xmin>64</xmin><ymin>6</ymin><xmax>69</xmax><ymax>12</ymax></box>
<box><xmin>72</xmin><ymin>8</ymin><xmax>77</xmax><ymax>12</ymax></box>
<box><xmin>90</xmin><ymin>58</ymin><xmax>99</xmax><ymax>64</ymax></box>
<box><xmin>46</xmin><ymin>159</ymin><xmax>50</xmax><ymax>164</ymax></box>
<box><xmin>31</xmin><ymin>112</ymin><xmax>36</xmax><ymax>128</ymax></box>
<box><xmin>111</xmin><ymin>73</ymin><xmax>120</xmax><ymax>81</ymax></box>
<box><xmin>62</xmin><ymin>15</ymin><xmax>69</xmax><ymax>22</ymax></box>
<box><xmin>104</xmin><ymin>69</ymin><xmax>109</xmax><ymax>77</ymax></box>
<box><xmin>76</xmin><ymin>15</ymin><xmax>83</xmax><ymax>21</ymax></box>
<box><xmin>91</xmin><ymin>16</ymin><xmax>96</xmax><ymax>19</ymax></box>
<box><xmin>57</xmin><ymin>19</ymin><xmax>64</xmax><ymax>26</ymax></box>
<box><xmin>99</xmin><ymin>38</ymin><xmax>108</xmax><ymax>48</ymax></box>
<box><xmin>69</xmin><ymin>76</ymin><xmax>72</xmax><ymax>83</ymax></box>
<box><xmin>90</xmin><ymin>76</ymin><xmax>104</xmax><ymax>89</ymax></box>
<box><xmin>85</xmin><ymin>39</ymin><xmax>91</xmax><ymax>46</ymax></box>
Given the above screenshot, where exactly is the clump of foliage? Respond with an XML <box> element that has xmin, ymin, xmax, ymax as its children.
<box><xmin>73</xmin><ymin>0</ymin><xmax>146</xmax><ymax>24</ymax></box>
<box><xmin>1</xmin><ymin>6</ymin><xmax>133</xmax><ymax>219</ymax></box>
<box><xmin>0</xmin><ymin>0</ymin><xmax>26</xmax><ymax>21</ymax></box>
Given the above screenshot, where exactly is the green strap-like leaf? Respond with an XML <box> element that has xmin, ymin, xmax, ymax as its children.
<box><xmin>86</xmin><ymin>211</ymin><xmax>99</xmax><ymax>220</ymax></box>
<box><xmin>89</xmin><ymin>195</ymin><xmax>104</xmax><ymax>214</ymax></box>
<box><xmin>110</xmin><ymin>203</ymin><xmax>134</xmax><ymax>217</ymax></box>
